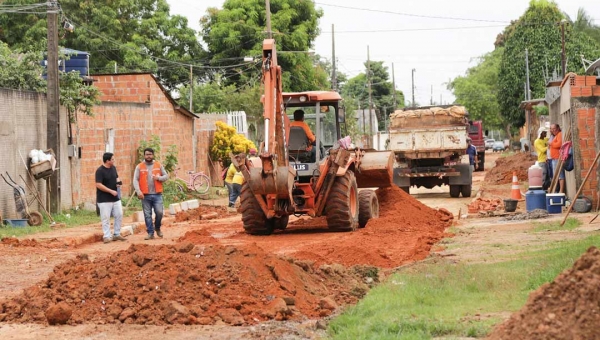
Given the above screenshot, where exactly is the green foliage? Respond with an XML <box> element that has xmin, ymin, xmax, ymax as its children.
<box><xmin>449</xmin><ymin>48</ymin><xmax>505</xmax><ymax>129</ymax></box>
<box><xmin>210</xmin><ymin>121</ymin><xmax>256</xmax><ymax>165</ymax></box>
<box><xmin>341</xmin><ymin>61</ymin><xmax>405</xmax><ymax>131</ymax></box>
<box><xmin>0</xmin><ymin>42</ymin><xmax>46</xmax><ymax>91</ymax></box>
<box><xmin>137</xmin><ymin>135</ymin><xmax>179</xmax><ymax>173</ymax></box>
<box><xmin>340</xmin><ymin>95</ymin><xmax>361</xmax><ymax>142</ymax></box>
<box><xmin>570</xmin><ymin>8</ymin><xmax>600</xmax><ymax>45</ymax></box>
<box><xmin>498</xmin><ymin>1</ymin><xmax>600</xmax><ymax>128</ymax></box>
<box><xmin>200</xmin><ymin>0</ymin><xmax>329</xmax><ymax>92</ymax></box>
<box><xmin>534</xmin><ymin>105</ymin><xmax>549</xmax><ymax>116</ymax></box>
<box><xmin>328</xmin><ymin>233</ymin><xmax>600</xmax><ymax>339</ymax></box>
<box><xmin>0</xmin><ymin>0</ymin><xmax>205</xmax><ymax>90</ymax></box>
<box><xmin>59</xmin><ymin>71</ymin><xmax>101</xmax><ymax>119</ymax></box>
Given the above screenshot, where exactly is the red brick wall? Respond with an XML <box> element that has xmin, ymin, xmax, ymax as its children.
<box><xmin>73</xmin><ymin>74</ymin><xmax>196</xmax><ymax>205</ymax></box>
<box><xmin>576</xmin><ymin>107</ymin><xmax>598</xmax><ymax>201</ymax></box>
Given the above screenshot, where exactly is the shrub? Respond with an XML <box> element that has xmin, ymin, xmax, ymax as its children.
<box><xmin>210</xmin><ymin>121</ymin><xmax>256</xmax><ymax>166</ymax></box>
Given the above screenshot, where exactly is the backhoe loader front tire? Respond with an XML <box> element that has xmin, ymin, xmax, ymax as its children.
<box><xmin>240</xmin><ymin>182</ymin><xmax>273</xmax><ymax>235</ymax></box>
<box><xmin>325</xmin><ymin>171</ymin><xmax>359</xmax><ymax>232</ymax></box>
<box><xmin>358</xmin><ymin>190</ymin><xmax>379</xmax><ymax>228</ymax></box>
<box><xmin>272</xmin><ymin>215</ymin><xmax>289</xmax><ymax>230</ymax></box>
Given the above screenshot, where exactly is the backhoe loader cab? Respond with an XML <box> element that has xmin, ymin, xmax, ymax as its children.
<box><xmin>283</xmin><ymin>91</ymin><xmax>344</xmax><ymax>182</ymax></box>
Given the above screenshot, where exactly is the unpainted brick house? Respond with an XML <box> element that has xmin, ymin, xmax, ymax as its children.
<box><xmin>546</xmin><ymin>73</ymin><xmax>600</xmax><ymax>206</ymax></box>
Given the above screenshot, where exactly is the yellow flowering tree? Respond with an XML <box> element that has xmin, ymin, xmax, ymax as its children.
<box><xmin>210</xmin><ymin>121</ymin><xmax>256</xmax><ymax>166</ymax></box>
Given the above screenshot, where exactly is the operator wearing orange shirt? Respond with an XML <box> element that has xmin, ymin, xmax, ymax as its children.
<box><xmin>290</xmin><ymin>109</ymin><xmax>317</xmax><ymax>161</ymax></box>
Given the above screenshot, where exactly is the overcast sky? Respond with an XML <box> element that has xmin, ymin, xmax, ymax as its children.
<box><xmin>166</xmin><ymin>0</ymin><xmax>600</xmax><ymax>106</ymax></box>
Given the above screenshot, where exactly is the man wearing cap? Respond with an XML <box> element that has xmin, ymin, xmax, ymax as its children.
<box><xmin>290</xmin><ymin>109</ymin><xmax>316</xmax><ymax>162</ymax></box>
<box><xmin>534</xmin><ymin>130</ymin><xmax>549</xmax><ymax>189</ymax></box>
<box><xmin>466</xmin><ymin>138</ymin><xmax>478</xmax><ymax>172</ymax></box>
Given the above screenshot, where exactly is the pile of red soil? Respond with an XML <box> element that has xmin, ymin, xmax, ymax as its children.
<box><xmin>290</xmin><ymin>186</ymin><xmax>453</xmax><ymax>268</ymax></box>
<box><xmin>175</xmin><ymin>205</ymin><xmax>237</xmax><ymax>222</ymax></box>
<box><xmin>488</xmin><ymin>246</ymin><xmax>600</xmax><ymax>340</ymax></box>
<box><xmin>485</xmin><ymin>153</ymin><xmax>536</xmax><ymax>185</ymax></box>
<box><xmin>0</xmin><ymin>243</ymin><xmax>373</xmax><ymax>326</ymax></box>
<box><xmin>467</xmin><ymin>198</ymin><xmax>503</xmax><ymax>213</ymax></box>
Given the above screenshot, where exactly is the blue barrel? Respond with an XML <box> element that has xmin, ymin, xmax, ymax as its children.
<box><xmin>546</xmin><ymin>193</ymin><xmax>565</xmax><ymax>214</ymax></box>
<box><xmin>525</xmin><ymin>189</ymin><xmax>546</xmax><ymax>212</ymax></box>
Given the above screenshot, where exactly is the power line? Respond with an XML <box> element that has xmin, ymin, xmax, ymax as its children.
<box><xmin>321</xmin><ymin>25</ymin><xmax>506</xmax><ymax>34</ymax></box>
<box><xmin>314</xmin><ymin>2</ymin><xmax>509</xmax><ymax>23</ymax></box>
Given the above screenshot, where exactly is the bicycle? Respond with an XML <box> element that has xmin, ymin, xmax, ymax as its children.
<box><xmin>172</xmin><ymin>168</ymin><xmax>211</xmax><ymax>194</ymax></box>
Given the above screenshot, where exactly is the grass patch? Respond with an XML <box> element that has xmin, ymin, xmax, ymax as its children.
<box><xmin>0</xmin><ymin>208</ymin><xmax>99</xmax><ymax>240</ymax></box>
<box><xmin>328</xmin><ymin>234</ymin><xmax>600</xmax><ymax>339</ymax></box>
<box><xmin>531</xmin><ymin>217</ymin><xmax>581</xmax><ymax>233</ymax></box>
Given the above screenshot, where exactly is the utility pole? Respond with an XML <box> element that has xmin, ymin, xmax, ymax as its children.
<box><xmin>47</xmin><ymin>0</ymin><xmax>60</xmax><ymax>214</ymax></box>
<box><xmin>331</xmin><ymin>24</ymin><xmax>337</xmax><ymax>91</ymax></box>
<box><xmin>392</xmin><ymin>62</ymin><xmax>397</xmax><ymax>110</ymax></box>
<box><xmin>430</xmin><ymin>85</ymin><xmax>433</xmax><ymax>105</ymax></box>
<box><xmin>367</xmin><ymin>45</ymin><xmax>374</xmax><ymax>143</ymax></box>
<box><xmin>189</xmin><ymin>65</ymin><xmax>193</xmax><ymax>112</ymax></box>
<box><xmin>265</xmin><ymin>0</ymin><xmax>272</xmax><ymax>39</ymax></box>
<box><xmin>525</xmin><ymin>48</ymin><xmax>531</xmax><ymax>101</ymax></box>
<box><xmin>411</xmin><ymin>68</ymin><xmax>416</xmax><ymax>107</ymax></box>
<box><xmin>560</xmin><ymin>19</ymin><xmax>567</xmax><ymax>76</ymax></box>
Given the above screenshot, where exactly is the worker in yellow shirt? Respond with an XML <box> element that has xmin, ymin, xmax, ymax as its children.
<box><xmin>289</xmin><ymin>109</ymin><xmax>317</xmax><ymax>161</ymax></box>
<box><xmin>534</xmin><ymin>130</ymin><xmax>549</xmax><ymax>189</ymax></box>
<box><xmin>225</xmin><ymin>153</ymin><xmax>246</xmax><ymax>208</ymax></box>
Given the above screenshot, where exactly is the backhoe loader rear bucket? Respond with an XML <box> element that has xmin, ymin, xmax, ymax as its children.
<box><xmin>355</xmin><ymin>150</ymin><xmax>394</xmax><ymax>188</ymax></box>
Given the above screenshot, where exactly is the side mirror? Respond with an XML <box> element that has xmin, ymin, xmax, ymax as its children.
<box><xmin>338</xmin><ymin>107</ymin><xmax>346</xmax><ymax>123</ymax></box>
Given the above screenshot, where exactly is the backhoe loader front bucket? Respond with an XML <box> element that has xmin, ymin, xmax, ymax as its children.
<box><xmin>354</xmin><ymin>150</ymin><xmax>394</xmax><ymax>188</ymax></box>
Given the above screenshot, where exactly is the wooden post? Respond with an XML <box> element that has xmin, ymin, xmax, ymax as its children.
<box><xmin>561</xmin><ymin>149</ymin><xmax>600</xmax><ymax>226</ymax></box>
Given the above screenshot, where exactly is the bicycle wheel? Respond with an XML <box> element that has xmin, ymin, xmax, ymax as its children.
<box><xmin>193</xmin><ymin>174</ymin><xmax>211</xmax><ymax>194</ymax></box>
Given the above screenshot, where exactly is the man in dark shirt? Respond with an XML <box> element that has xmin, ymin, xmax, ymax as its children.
<box><xmin>95</xmin><ymin>152</ymin><xmax>126</xmax><ymax>243</ymax></box>
<box><xmin>466</xmin><ymin>138</ymin><xmax>478</xmax><ymax>172</ymax></box>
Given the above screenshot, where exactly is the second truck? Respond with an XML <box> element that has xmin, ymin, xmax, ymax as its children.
<box><xmin>388</xmin><ymin>105</ymin><xmax>474</xmax><ymax>198</ymax></box>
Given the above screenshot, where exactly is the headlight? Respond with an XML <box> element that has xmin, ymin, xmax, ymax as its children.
<box><xmin>299</xmin><ymin>96</ymin><xmax>307</xmax><ymax>102</ymax></box>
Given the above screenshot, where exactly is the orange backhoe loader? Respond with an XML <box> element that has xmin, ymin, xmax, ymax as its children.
<box><xmin>232</xmin><ymin>38</ymin><xmax>394</xmax><ymax>235</ymax></box>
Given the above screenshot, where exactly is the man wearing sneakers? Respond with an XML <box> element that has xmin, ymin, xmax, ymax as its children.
<box><xmin>133</xmin><ymin>148</ymin><xmax>168</xmax><ymax>240</ymax></box>
<box><xmin>95</xmin><ymin>152</ymin><xmax>127</xmax><ymax>243</ymax></box>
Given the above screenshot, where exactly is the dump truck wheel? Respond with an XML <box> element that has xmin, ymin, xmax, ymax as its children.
<box><xmin>272</xmin><ymin>215</ymin><xmax>289</xmax><ymax>230</ymax></box>
<box><xmin>240</xmin><ymin>182</ymin><xmax>273</xmax><ymax>235</ymax></box>
<box><xmin>325</xmin><ymin>171</ymin><xmax>359</xmax><ymax>231</ymax></box>
<box><xmin>27</xmin><ymin>211</ymin><xmax>43</xmax><ymax>226</ymax></box>
<box><xmin>461</xmin><ymin>185</ymin><xmax>472</xmax><ymax>198</ymax></box>
<box><xmin>449</xmin><ymin>185</ymin><xmax>460</xmax><ymax>198</ymax></box>
<box><xmin>358</xmin><ymin>190</ymin><xmax>379</xmax><ymax>228</ymax></box>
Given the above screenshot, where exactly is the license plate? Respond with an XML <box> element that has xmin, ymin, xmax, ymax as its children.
<box><xmin>293</xmin><ymin>163</ymin><xmax>308</xmax><ymax>171</ymax></box>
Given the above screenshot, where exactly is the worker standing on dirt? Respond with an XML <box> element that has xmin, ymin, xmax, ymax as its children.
<box><xmin>534</xmin><ymin>131</ymin><xmax>549</xmax><ymax>189</ymax></box>
<box><xmin>549</xmin><ymin>124</ymin><xmax>565</xmax><ymax>193</ymax></box>
<box><xmin>290</xmin><ymin>109</ymin><xmax>316</xmax><ymax>162</ymax></box>
<box><xmin>133</xmin><ymin>148</ymin><xmax>168</xmax><ymax>240</ymax></box>
<box><xmin>225</xmin><ymin>153</ymin><xmax>246</xmax><ymax>208</ymax></box>
<box><xmin>466</xmin><ymin>138</ymin><xmax>478</xmax><ymax>172</ymax></box>
<box><xmin>95</xmin><ymin>152</ymin><xmax>126</xmax><ymax>244</ymax></box>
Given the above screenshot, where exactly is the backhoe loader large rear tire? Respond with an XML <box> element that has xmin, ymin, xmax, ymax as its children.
<box><xmin>272</xmin><ymin>215</ymin><xmax>289</xmax><ymax>230</ymax></box>
<box><xmin>358</xmin><ymin>190</ymin><xmax>379</xmax><ymax>228</ymax></box>
<box><xmin>325</xmin><ymin>171</ymin><xmax>359</xmax><ymax>232</ymax></box>
<box><xmin>240</xmin><ymin>182</ymin><xmax>273</xmax><ymax>235</ymax></box>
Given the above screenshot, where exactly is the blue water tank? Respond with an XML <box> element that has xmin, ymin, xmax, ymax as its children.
<box><xmin>525</xmin><ymin>189</ymin><xmax>546</xmax><ymax>212</ymax></box>
<box><xmin>42</xmin><ymin>48</ymin><xmax>90</xmax><ymax>78</ymax></box>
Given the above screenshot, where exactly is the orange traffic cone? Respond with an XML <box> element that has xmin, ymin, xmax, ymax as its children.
<box><xmin>511</xmin><ymin>171</ymin><xmax>522</xmax><ymax>200</ymax></box>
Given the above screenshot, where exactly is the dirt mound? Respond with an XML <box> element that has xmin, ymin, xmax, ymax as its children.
<box><xmin>175</xmin><ymin>205</ymin><xmax>237</xmax><ymax>222</ymax></box>
<box><xmin>0</xmin><ymin>243</ymin><xmax>373</xmax><ymax>326</ymax></box>
<box><xmin>289</xmin><ymin>186</ymin><xmax>452</xmax><ymax>268</ymax></box>
<box><xmin>485</xmin><ymin>153</ymin><xmax>536</xmax><ymax>185</ymax></box>
<box><xmin>488</xmin><ymin>246</ymin><xmax>600</xmax><ymax>340</ymax></box>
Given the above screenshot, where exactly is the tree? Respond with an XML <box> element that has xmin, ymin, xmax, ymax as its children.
<box><xmin>200</xmin><ymin>0</ymin><xmax>329</xmax><ymax>92</ymax></box>
<box><xmin>569</xmin><ymin>8</ymin><xmax>600</xmax><ymax>45</ymax></box>
<box><xmin>0</xmin><ymin>42</ymin><xmax>46</xmax><ymax>91</ymax></box>
<box><xmin>498</xmin><ymin>0</ymin><xmax>600</xmax><ymax>128</ymax></box>
<box><xmin>0</xmin><ymin>0</ymin><xmax>205</xmax><ymax>90</ymax></box>
<box><xmin>449</xmin><ymin>48</ymin><xmax>506</xmax><ymax>130</ymax></box>
<box><xmin>341</xmin><ymin>61</ymin><xmax>405</xmax><ymax>131</ymax></box>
